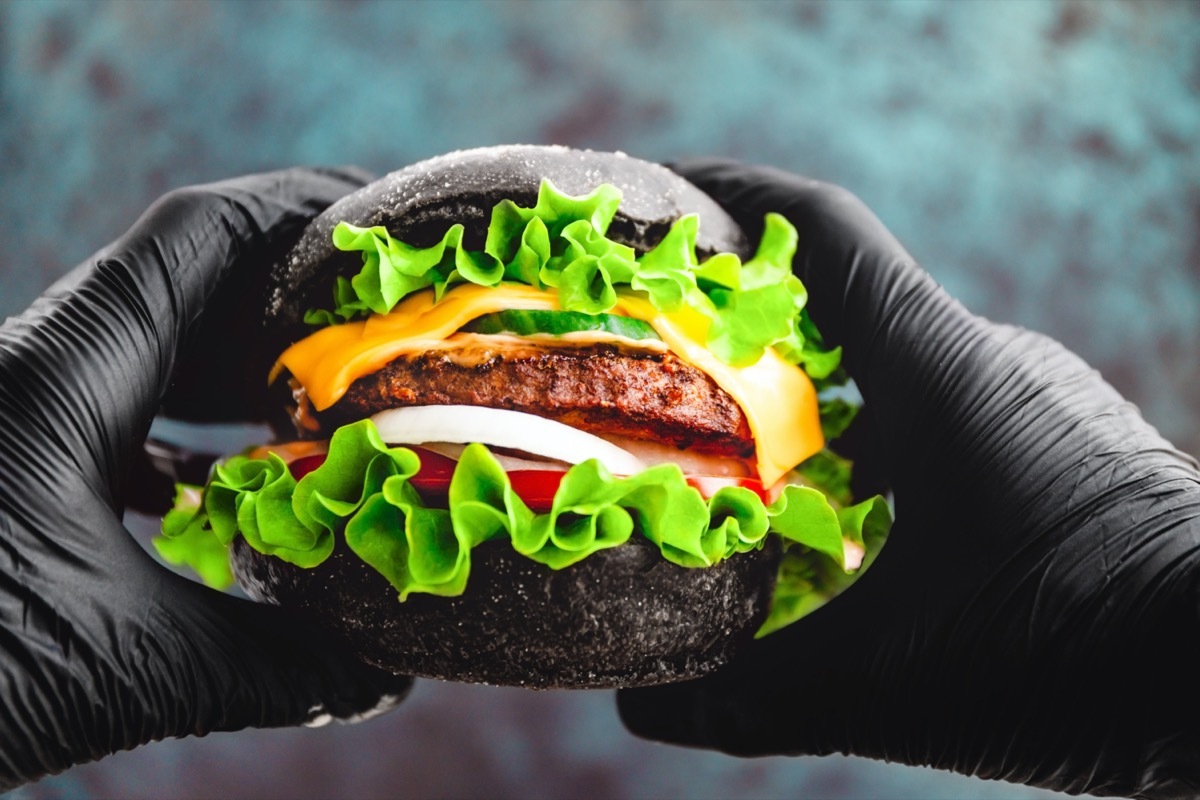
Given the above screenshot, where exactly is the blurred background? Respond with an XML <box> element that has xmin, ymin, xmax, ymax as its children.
<box><xmin>2</xmin><ymin>0</ymin><xmax>1197</xmax><ymax>798</ymax></box>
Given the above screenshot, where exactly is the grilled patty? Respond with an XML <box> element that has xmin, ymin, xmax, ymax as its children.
<box><xmin>319</xmin><ymin>342</ymin><xmax>754</xmax><ymax>458</ymax></box>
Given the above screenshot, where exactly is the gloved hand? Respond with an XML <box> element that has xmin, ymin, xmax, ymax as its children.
<box><xmin>618</xmin><ymin>160</ymin><xmax>1200</xmax><ymax>800</ymax></box>
<box><xmin>0</xmin><ymin>168</ymin><xmax>412</xmax><ymax>789</ymax></box>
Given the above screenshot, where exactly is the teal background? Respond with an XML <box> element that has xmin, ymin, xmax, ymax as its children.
<box><xmin>2</xmin><ymin>1</ymin><xmax>1198</xmax><ymax>798</ymax></box>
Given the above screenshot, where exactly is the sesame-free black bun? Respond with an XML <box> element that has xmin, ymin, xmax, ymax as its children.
<box><xmin>266</xmin><ymin>145</ymin><xmax>750</xmax><ymax>331</ymax></box>
<box><xmin>232</xmin><ymin>536</ymin><xmax>779</xmax><ymax>689</ymax></box>
<box><xmin>237</xmin><ymin>145</ymin><xmax>777</xmax><ymax>688</ymax></box>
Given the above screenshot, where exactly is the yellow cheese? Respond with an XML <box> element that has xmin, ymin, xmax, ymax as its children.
<box><xmin>275</xmin><ymin>284</ymin><xmax>559</xmax><ymax>409</ymax></box>
<box><xmin>275</xmin><ymin>283</ymin><xmax>823</xmax><ymax>485</ymax></box>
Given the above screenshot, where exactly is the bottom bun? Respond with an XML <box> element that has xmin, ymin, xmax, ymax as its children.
<box><xmin>231</xmin><ymin>536</ymin><xmax>780</xmax><ymax>689</ymax></box>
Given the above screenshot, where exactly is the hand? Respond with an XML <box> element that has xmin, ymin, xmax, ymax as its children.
<box><xmin>618</xmin><ymin>160</ymin><xmax>1200</xmax><ymax>799</ymax></box>
<box><xmin>0</xmin><ymin>169</ymin><xmax>412</xmax><ymax>789</ymax></box>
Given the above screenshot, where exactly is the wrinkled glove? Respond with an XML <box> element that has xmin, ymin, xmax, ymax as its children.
<box><xmin>0</xmin><ymin>168</ymin><xmax>412</xmax><ymax>790</ymax></box>
<box><xmin>619</xmin><ymin>159</ymin><xmax>1200</xmax><ymax>800</ymax></box>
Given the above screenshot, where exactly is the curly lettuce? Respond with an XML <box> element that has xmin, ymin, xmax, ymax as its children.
<box><xmin>156</xmin><ymin>419</ymin><xmax>889</xmax><ymax>635</ymax></box>
<box><xmin>304</xmin><ymin>180</ymin><xmax>841</xmax><ymax>373</ymax></box>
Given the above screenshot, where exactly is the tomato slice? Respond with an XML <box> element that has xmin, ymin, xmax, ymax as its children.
<box><xmin>289</xmin><ymin>454</ymin><xmax>326</xmax><ymax>480</ymax></box>
<box><xmin>285</xmin><ymin>449</ymin><xmax>769</xmax><ymax>511</ymax></box>
<box><xmin>289</xmin><ymin>448</ymin><xmax>456</xmax><ymax>481</ymax></box>
<box><xmin>503</xmin><ymin>470</ymin><xmax>565</xmax><ymax>512</ymax></box>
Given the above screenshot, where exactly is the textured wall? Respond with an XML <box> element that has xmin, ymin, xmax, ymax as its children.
<box><xmin>2</xmin><ymin>1</ymin><xmax>1198</xmax><ymax>798</ymax></box>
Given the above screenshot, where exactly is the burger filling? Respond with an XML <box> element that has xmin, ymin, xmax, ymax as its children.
<box><xmin>157</xmin><ymin>180</ymin><xmax>891</xmax><ymax>636</ymax></box>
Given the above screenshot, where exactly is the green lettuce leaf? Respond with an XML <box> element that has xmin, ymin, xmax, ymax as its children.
<box><xmin>632</xmin><ymin>214</ymin><xmax>703</xmax><ymax>311</ymax></box>
<box><xmin>794</xmin><ymin>448</ymin><xmax>855</xmax><ymax>507</ymax></box>
<box><xmin>521</xmin><ymin>458</ymin><xmax>637</xmax><ymax>567</ymax></box>
<box><xmin>757</xmin><ymin>494</ymin><xmax>891</xmax><ymax>637</ymax></box>
<box><xmin>292</xmin><ymin>421</ymin><xmax>420</xmax><ymax>535</ymax></box>
<box><xmin>155</xmin><ymin>484</ymin><xmax>235</xmax><ymax>590</ymax></box>
<box><xmin>817</xmin><ymin>396</ymin><xmax>859</xmax><ymax>441</ymax></box>
<box><xmin>344</xmin><ymin>486</ymin><xmax>463</xmax><ymax>599</ymax></box>
<box><xmin>200</xmin><ymin>453</ymin><xmax>334</xmax><ymax>567</ymax></box>
<box><xmin>309</xmin><ymin>181</ymin><xmax>841</xmax><ymax>378</ymax></box>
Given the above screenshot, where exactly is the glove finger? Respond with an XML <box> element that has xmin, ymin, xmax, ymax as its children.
<box><xmin>617</xmin><ymin>515</ymin><xmax>908</xmax><ymax>758</ymax></box>
<box><xmin>0</xmin><ymin>487</ymin><xmax>410</xmax><ymax>788</ymax></box>
<box><xmin>166</xmin><ymin>577</ymin><xmax>413</xmax><ymax>734</ymax></box>
<box><xmin>306</xmin><ymin>164</ymin><xmax>377</xmax><ymax>187</ymax></box>
<box><xmin>156</xmin><ymin>166</ymin><xmax>374</xmax><ymax>423</ymax></box>
<box><xmin>1</xmin><ymin>168</ymin><xmax>368</xmax><ymax>515</ymax></box>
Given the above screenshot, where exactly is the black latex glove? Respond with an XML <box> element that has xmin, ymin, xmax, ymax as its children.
<box><xmin>0</xmin><ymin>169</ymin><xmax>412</xmax><ymax>789</ymax></box>
<box><xmin>618</xmin><ymin>160</ymin><xmax>1200</xmax><ymax>799</ymax></box>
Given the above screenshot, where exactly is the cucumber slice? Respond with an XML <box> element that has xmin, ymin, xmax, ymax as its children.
<box><xmin>461</xmin><ymin>309</ymin><xmax>661</xmax><ymax>341</ymax></box>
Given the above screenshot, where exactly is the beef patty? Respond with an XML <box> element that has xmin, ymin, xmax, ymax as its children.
<box><xmin>318</xmin><ymin>342</ymin><xmax>754</xmax><ymax>458</ymax></box>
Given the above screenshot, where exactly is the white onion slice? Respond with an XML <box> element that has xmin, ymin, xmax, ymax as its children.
<box><xmin>369</xmin><ymin>405</ymin><xmax>647</xmax><ymax>475</ymax></box>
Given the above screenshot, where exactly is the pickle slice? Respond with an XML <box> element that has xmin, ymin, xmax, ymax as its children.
<box><xmin>461</xmin><ymin>309</ymin><xmax>661</xmax><ymax>341</ymax></box>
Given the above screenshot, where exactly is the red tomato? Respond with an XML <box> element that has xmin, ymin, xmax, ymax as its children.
<box><xmin>289</xmin><ymin>454</ymin><xmax>326</xmax><ymax>479</ymax></box>
<box><xmin>504</xmin><ymin>470</ymin><xmax>565</xmax><ymax>512</ymax></box>
<box><xmin>405</xmin><ymin>448</ymin><xmax>456</xmax><ymax>505</ymax></box>
<box><xmin>288</xmin><ymin>447</ymin><xmax>457</xmax><ymax>482</ymax></box>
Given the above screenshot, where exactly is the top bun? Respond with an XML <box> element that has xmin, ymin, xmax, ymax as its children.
<box><xmin>266</xmin><ymin>145</ymin><xmax>750</xmax><ymax>330</ymax></box>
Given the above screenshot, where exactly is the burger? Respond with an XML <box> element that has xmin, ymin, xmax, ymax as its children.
<box><xmin>156</xmin><ymin>145</ymin><xmax>890</xmax><ymax>688</ymax></box>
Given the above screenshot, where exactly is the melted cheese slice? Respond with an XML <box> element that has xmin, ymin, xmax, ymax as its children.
<box><xmin>275</xmin><ymin>283</ymin><xmax>823</xmax><ymax>485</ymax></box>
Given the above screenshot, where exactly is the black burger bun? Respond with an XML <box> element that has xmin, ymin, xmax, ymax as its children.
<box><xmin>266</xmin><ymin>145</ymin><xmax>751</xmax><ymax>333</ymax></box>
<box><xmin>232</xmin><ymin>536</ymin><xmax>779</xmax><ymax>689</ymax></box>
<box><xmin>238</xmin><ymin>145</ymin><xmax>780</xmax><ymax>689</ymax></box>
